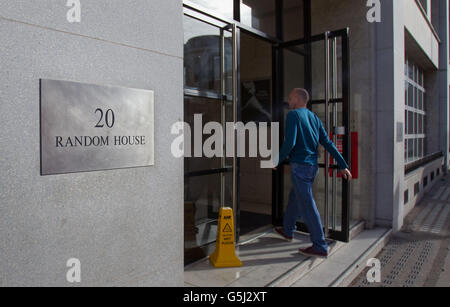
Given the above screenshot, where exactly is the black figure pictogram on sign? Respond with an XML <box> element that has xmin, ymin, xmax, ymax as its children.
<box><xmin>223</xmin><ymin>223</ymin><xmax>232</xmax><ymax>233</ymax></box>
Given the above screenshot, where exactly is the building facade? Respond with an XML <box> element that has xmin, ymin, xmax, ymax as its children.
<box><xmin>0</xmin><ymin>0</ymin><xmax>449</xmax><ymax>286</ymax></box>
<box><xmin>0</xmin><ymin>0</ymin><xmax>184</xmax><ymax>286</ymax></box>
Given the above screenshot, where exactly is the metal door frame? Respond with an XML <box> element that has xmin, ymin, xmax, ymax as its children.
<box><xmin>183</xmin><ymin>8</ymin><xmax>239</xmax><ymax>258</ymax></box>
<box><xmin>274</xmin><ymin>29</ymin><xmax>351</xmax><ymax>242</ymax></box>
<box><xmin>183</xmin><ymin>1</ymin><xmax>342</xmax><ymax>248</ymax></box>
<box><xmin>183</xmin><ymin>2</ymin><xmax>286</xmax><ymax>243</ymax></box>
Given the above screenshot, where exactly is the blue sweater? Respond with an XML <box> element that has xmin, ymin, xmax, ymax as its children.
<box><xmin>276</xmin><ymin>108</ymin><xmax>349</xmax><ymax>170</ymax></box>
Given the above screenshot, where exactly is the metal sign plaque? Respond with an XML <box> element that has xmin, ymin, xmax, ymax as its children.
<box><xmin>40</xmin><ymin>79</ymin><xmax>154</xmax><ymax>175</ymax></box>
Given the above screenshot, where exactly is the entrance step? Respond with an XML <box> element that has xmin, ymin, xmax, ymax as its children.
<box><xmin>289</xmin><ymin>227</ymin><xmax>392</xmax><ymax>287</ymax></box>
<box><xmin>184</xmin><ymin>226</ymin><xmax>391</xmax><ymax>287</ymax></box>
<box><xmin>350</xmin><ymin>220</ymin><xmax>365</xmax><ymax>240</ymax></box>
<box><xmin>266</xmin><ymin>238</ymin><xmax>347</xmax><ymax>287</ymax></box>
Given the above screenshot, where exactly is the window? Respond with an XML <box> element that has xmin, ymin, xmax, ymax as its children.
<box><xmin>414</xmin><ymin>182</ymin><xmax>420</xmax><ymax>196</ymax></box>
<box><xmin>404</xmin><ymin>189</ymin><xmax>409</xmax><ymax>205</ymax></box>
<box><xmin>183</xmin><ymin>13</ymin><xmax>234</xmax><ymax>265</ymax></box>
<box><xmin>405</xmin><ymin>58</ymin><xmax>426</xmax><ymax>164</ymax></box>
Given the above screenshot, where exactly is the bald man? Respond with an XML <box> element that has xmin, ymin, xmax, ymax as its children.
<box><xmin>273</xmin><ymin>88</ymin><xmax>352</xmax><ymax>258</ymax></box>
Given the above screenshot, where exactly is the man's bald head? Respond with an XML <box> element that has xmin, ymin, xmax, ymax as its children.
<box><xmin>292</xmin><ymin>88</ymin><xmax>310</xmax><ymax>105</ymax></box>
<box><xmin>288</xmin><ymin>88</ymin><xmax>310</xmax><ymax>109</ymax></box>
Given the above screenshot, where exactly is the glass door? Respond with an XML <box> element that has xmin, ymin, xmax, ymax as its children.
<box><xmin>183</xmin><ymin>9</ymin><xmax>238</xmax><ymax>265</ymax></box>
<box><xmin>275</xmin><ymin>29</ymin><xmax>351</xmax><ymax>242</ymax></box>
<box><xmin>237</xmin><ymin>31</ymin><xmax>274</xmax><ymax>237</ymax></box>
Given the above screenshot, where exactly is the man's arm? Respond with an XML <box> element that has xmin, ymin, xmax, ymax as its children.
<box><xmin>275</xmin><ymin>111</ymin><xmax>298</xmax><ymax>167</ymax></box>
<box><xmin>318</xmin><ymin>118</ymin><xmax>349</xmax><ymax>170</ymax></box>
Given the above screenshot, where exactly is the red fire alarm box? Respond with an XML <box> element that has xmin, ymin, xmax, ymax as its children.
<box><xmin>327</xmin><ymin>131</ymin><xmax>358</xmax><ymax>179</ymax></box>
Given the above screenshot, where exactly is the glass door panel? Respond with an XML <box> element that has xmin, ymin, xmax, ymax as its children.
<box><xmin>277</xmin><ymin>29</ymin><xmax>351</xmax><ymax>242</ymax></box>
<box><xmin>238</xmin><ymin>32</ymin><xmax>274</xmax><ymax>236</ymax></box>
<box><xmin>283</xmin><ymin>46</ymin><xmax>306</xmax><ymax>102</ymax></box>
<box><xmin>183</xmin><ymin>11</ymin><xmax>237</xmax><ymax>265</ymax></box>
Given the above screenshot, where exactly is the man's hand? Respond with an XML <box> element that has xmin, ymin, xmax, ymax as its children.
<box><xmin>340</xmin><ymin>168</ymin><xmax>352</xmax><ymax>181</ymax></box>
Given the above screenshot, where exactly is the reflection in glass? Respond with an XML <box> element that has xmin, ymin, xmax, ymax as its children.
<box><xmin>408</xmin><ymin>62</ymin><xmax>414</xmax><ymax>80</ymax></box>
<box><xmin>183</xmin><ymin>12</ymin><xmax>235</xmax><ymax>265</ymax></box>
<box><xmin>405</xmin><ymin>81</ymin><xmax>408</xmax><ymax>105</ymax></box>
<box><xmin>334</xmin><ymin>37</ymin><xmax>343</xmax><ymax>98</ymax></box>
<box><xmin>310</xmin><ymin>40</ymin><xmax>326</xmax><ymax>100</ymax></box>
<box><xmin>283</xmin><ymin>47</ymin><xmax>305</xmax><ymax>102</ymax></box>
<box><xmin>183</xmin><ymin>95</ymin><xmax>233</xmax><ymax>263</ymax></box>
<box><xmin>240</xmin><ymin>33</ymin><xmax>273</xmax><ymax>123</ymax></box>
<box><xmin>408</xmin><ymin>111</ymin><xmax>413</xmax><ymax>134</ymax></box>
<box><xmin>239</xmin><ymin>33</ymin><xmax>273</xmax><ymax>235</ymax></box>
<box><xmin>407</xmin><ymin>83</ymin><xmax>414</xmax><ymax>107</ymax></box>
<box><xmin>418</xmin><ymin>90</ymin><xmax>423</xmax><ymax>110</ymax></box>
<box><xmin>188</xmin><ymin>0</ymin><xmax>234</xmax><ymax>19</ymax></box>
<box><xmin>184</xmin><ymin>96</ymin><xmax>223</xmax><ymax>173</ymax></box>
<box><xmin>241</xmin><ymin>0</ymin><xmax>276</xmax><ymax>37</ymax></box>
<box><xmin>283</xmin><ymin>0</ymin><xmax>304</xmax><ymax>41</ymax></box>
<box><xmin>310</xmin><ymin>39</ymin><xmax>343</xmax><ymax>101</ymax></box>
<box><xmin>408</xmin><ymin>139</ymin><xmax>414</xmax><ymax>161</ymax></box>
<box><xmin>184</xmin><ymin>173</ymin><xmax>232</xmax><ymax>264</ymax></box>
<box><xmin>184</xmin><ymin>15</ymin><xmax>232</xmax><ymax>95</ymax></box>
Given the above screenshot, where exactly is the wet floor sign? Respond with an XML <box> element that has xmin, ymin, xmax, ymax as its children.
<box><xmin>209</xmin><ymin>207</ymin><xmax>242</xmax><ymax>268</ymax></box>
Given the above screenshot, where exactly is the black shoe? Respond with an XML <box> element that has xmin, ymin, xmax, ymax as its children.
<box><xmin>274</xmin><ymin>227</ymin><xmax>293</xmax><ymax>242</ymax></box>
<box><xmin>298</xmin><ymin>246</ymin><xmax>328</xmax><ymax>258</ymax></box>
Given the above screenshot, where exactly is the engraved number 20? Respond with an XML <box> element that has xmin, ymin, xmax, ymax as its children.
<box><xmin>95</xmin><ymin>108</ymin><xmax>115</xmax><ymax>128</ymax></box>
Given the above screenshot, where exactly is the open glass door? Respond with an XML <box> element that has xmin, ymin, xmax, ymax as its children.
<box><xmin>275</xmin><ymin>29</ymin><xmax>351</xmax><ymax>242</ymax></box>
<box><xmin>183</xmin><ymin>8</ymin><xmax>238</xmax><ymax>264</ymax></box>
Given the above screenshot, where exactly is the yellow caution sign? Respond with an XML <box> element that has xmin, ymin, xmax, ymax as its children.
<box><xmin>209</xmin><ymin>207</ymin><xmax>242</xmax><ymax>268</ymax></box>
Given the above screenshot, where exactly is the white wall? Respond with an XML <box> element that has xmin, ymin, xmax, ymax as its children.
<box><xmin>0</xmin><ymin>0</ymin><xmax>184</xmax><ymax>286</ymax></box>
<box><xmin>402</xmin><ymin>0</ymin><xmax>440</xmax><ymax>68</ymax></box>
<box><xmin>375</xmin><ymin>0</ymin><xmax>448</xmax><ymax>231</ymax></box>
